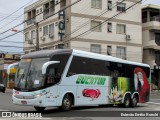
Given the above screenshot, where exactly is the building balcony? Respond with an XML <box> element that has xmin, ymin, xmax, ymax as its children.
<box><xmin>43</xmin><ymin>11</ymin><xmax>55</xmax><ymax>20</ymax></box>
<box><xmin>26</xmin><ymin>18</ymin><xmax>35</xmax><ymax>25</ymax></box>
<box><xmin>143</xmin><ymin>22</ymin><xmax>160</xmax><ymax>31</ymax></box>
<box><xmin>143</xmin><ymin>16</ymin><xmax>160</xmax><ymax>30</ymax></box>
<box><xmin>143</xmin><ymin>31</ymin><xmax>160</xmax><ymax>49</ymax></box>
<box><xmin>43</xmin><ymin>13</ymin><xmax>50</xmax><ymax>19</ymax></box>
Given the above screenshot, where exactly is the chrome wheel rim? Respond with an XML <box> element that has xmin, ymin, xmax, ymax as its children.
<box><xmin>64</xmin><ymin>98</ymin><xmax>70</xmax><ymax>109</ymax></box>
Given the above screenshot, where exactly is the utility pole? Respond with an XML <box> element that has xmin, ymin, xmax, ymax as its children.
<box><xmin>35</xmin><ymin>22</ymin><xmax>39</xmax><ymax>51</ymax></box>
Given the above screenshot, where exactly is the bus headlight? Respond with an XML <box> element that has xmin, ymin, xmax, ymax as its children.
<box><xmin>12</xmin><ymin>93</ymin><xmax>15</xmax><ymax>96</ymax></box>
<box><xmin>34</xmin><ymin>94</ymin><xmax>42</xmax><ymax>98</ymax></box>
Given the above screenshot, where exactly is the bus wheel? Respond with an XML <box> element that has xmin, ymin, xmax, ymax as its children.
<box><xmin>123</xmin><ymin>94</ymin><xmax>131</xmax><ymax>108</ymax></box>
<box><xmin>131</xmin><ymin>95</ymin><xmax>138</xmax><ymax>107</ymax></box>
<box><xmin>34</xmin><ymin>106</ymin><xmax>45</xmax><ymax>112</ymax></box>
<box><xmin>61</xmin><ymin>94</ymin><xmax>72</xmax><ymax>111</ymax></box>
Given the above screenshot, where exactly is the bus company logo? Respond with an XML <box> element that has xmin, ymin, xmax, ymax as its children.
<box><xmin>76</xmin><ymin>76</ymin><xmax>106</xmax><ymax>85</ymax></box>
<box><xmin>2</xmin><ymin>112</ymin><xmax>12</xmax><ymax>118</ymax></box>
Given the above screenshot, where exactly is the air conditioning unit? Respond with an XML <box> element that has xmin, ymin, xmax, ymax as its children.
<box><xmin>49</xmin><ymin>33</ymin><xmax>54</xmax><ymax>39</ymax></box>
<box><xmin>126</xmin><ymin>35</ymin><xmax>131</xmax><ymax>40</ymax></box>
<box><xmin>44</xmin><ymin>5</ymin><xmax>49</xmax><ymax>9</ymax></box>
<box><xmin>41</xmin><ymin>36</ymin><xmax>45</xmax><ymax>41</ymax></box>
<box><xmin>28</xmin><ymin>40</ymin><xmax>33</xmax><ymax>44</ymax></box>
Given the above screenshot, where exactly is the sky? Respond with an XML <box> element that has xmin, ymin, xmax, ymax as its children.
<box><xmin>0</xmin><ymin>0</ymin><xmax>159</xmax><ymax>54</ymax></box>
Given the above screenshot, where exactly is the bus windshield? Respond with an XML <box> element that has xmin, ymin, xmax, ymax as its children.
<box><xmin>15</xmin><ymin>58</ymin><xmax>49</xmax><ymax>91</ymax></box>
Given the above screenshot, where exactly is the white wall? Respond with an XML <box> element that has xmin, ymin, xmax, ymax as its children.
<box><xmin>71</xmin><ymin>0</ymin><xmax>141</xmax><ymax>22</ymax></box>
<box><xmin>71</xmin><ymin>41</ymin><xmax>142</xmax><ymax>63</ymax></box>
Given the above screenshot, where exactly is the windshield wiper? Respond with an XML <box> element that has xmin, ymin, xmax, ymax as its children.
<box><xmin>17</xmin><ymin>73</ymin><xmax>25</xmax><ymax>90</ymax></box>
<box><xmin>25</xmin><ymin>70</ymin><xmax>31</xmax><ymax>89</ymax></box>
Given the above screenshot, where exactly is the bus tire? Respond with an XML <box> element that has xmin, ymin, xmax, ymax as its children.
<box><xmin>123</xmin><ymin>94</ymin><xmax>131</xmax><ymax>108</ymax></box>
<box><xmin>131</xmin><ymin>95</ymin><xmax>138</xmax><ymax>107</ymax></box>
<box><xmin>61</xmin><ymin>94</ymin><xmax>72</xmax><ymax>111</ymax></box>
<box><xmin>34</xmin><ymin>106</ymin><xmax>45</xmax><ymax>112</ymax></box>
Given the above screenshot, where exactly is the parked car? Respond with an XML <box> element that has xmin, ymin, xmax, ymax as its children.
<box><xmin>0</xmin><ymin>84</ymin><xmax>5</xmax><ymax>93</ymax></box>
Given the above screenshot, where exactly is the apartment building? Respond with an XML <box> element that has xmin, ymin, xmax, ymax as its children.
<box><xmin>142</xmin><ymin>4</ymin><xmax>160</xmax><ymax>85</ymax></box>
<box><xmin>24</xmin><ymin>0</ymin><xmax>142</xmax><ymax>62</ymax></box>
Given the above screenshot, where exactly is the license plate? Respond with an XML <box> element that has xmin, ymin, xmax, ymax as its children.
<box><xmin>21</xmin><ymin>101</ymin><xmax>27</xmax><ymax>104</ymax></box>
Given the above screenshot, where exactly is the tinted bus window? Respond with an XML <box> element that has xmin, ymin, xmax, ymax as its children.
<box><xmin>49</xmin><ymin>54</ymin><xmax>71</xmax><ymax>81</ymax></box>
<box><xmin>67</xmin><ymin>56</ymin><xmax>112</xmax><ymax>77</ymax></box>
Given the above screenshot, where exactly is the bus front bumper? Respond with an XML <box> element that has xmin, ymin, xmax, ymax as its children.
<box><xmin>12</xmin><ymin>95</ymin><xmax>45</xmax><ymax>107</ymax></box>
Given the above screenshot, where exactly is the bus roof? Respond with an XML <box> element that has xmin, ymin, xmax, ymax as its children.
<box><xmin>21</xmin><ymin>49</ymin><xmax>150</xmax><ymax>68</ymax></box>
<box><xmin>21</xmin><ymin>49</ymin><xmax>73</xmax><ymax>59</ymax></box>
<box><xmin>72</xmin><ymin>49</ymin><xmax>150</xmax><ymax>68</ymax></box>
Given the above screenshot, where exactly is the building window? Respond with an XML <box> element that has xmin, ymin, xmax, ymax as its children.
<box><xmin>40</xmin><ymin>8</ymin><xmax>43</xmax><ymax>13</ymax></box>
<box><xmin>60</xmin><ymin>0</ymin><xmax>66</xmax><ymax>8</ymax></box>
<box><xmin>91</xmin><ymin>44</ymin><xmax>101</xmax><ymax>54</ymax></box>
<box><xmin>117</xmin><ymin>24</ymin><xmax>126</xmax><ymax>34</ymax></box>
<box><xmin>108</xmin><ymin>0</ymin><xmax>112</xmax><ymax>10</ymax></box>
<box><xmin>116</xmin><ymin>46</ymin><xmax>126</xmax><ymax>59</ymax></box>
<box><xmin>25</xmin><ymin>32</ymin><xmax>29</xmax><ymax>41</ymax></box>
<box><xmin>91</xmin><ymin>20</ymin><xmax>102</xmax><ymax>32</ymax></box>
<box><xmin>49</xmin><ymin>23</ymin><xmax>54</xmax><ymax>33</ymax></box>
<box><xmin>107</xmin><ymin>46</ymin><xmax>112</xmax><ymax>55</ymax></box>
<box><xmin>108</xmin><ymin>22</ymin><xmax>112</xmax><ymax>32</ymax></box>
<box><xmin>155</xmin><ymin>33</ymin><xmax>160</xmax><ymax>41</ymax></box>
<box><xmin>37</xmin><ymin>9</ymin><xmax>39</xmax><ymax>14</ymax></box>
<box><xmin>27</xmin><ymin>11</ymin><xmax>31</xmax><ymax>20</ymax></box>
<box><xmin>117</xmin><ymin>3</ymin><xmax>126</xmax><ymax>12</ymax></box>
<box><xmin>155</xmin><ymin>33</ymin><xmax>160</xmax><ymax>45</ymax></box>
<box><xmin>50</xmin><ymin>0</ymin><xmax>55</xmax><ymax>15</ymax></box>
<box><xmin>31</xmin><ymin>30</ymin><xmax>36</xmax><ymax>40</ymax></box>
<box><xmin>155</xmin><ymin>51</ymin><xmax>160</xmax><ymax>66</ymax></box>
<box><xmin>150</xmin><ymin>31</ymin><xmax>155</xmax><ymax>40</ymax></box>
<box><xmin>44</xmin><ymin>3</ymin><xmax>49</xmax><ymax>19</ymax></box>
<box><xmin>117</xmin><ymin>2</ymin><xmax>126</xmax><ymax>12</ymax></box>
<box><xmin>91</xmin><ymin>0</ymin><xmax>102</xmax><ymax>9</ymax></box>
<box><xmin>43</xmin><ymin>25</ymin><xmax>48</xmax><ymax>36</ymax></box>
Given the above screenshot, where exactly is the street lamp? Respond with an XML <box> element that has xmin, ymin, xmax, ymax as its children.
<box><xmin>11</xmin><ymin>29</ymin><xmax>36</xmax><ymax>48</ymax></box>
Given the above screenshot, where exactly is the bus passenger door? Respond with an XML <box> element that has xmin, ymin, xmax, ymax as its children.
<box><xmin>45</xmin><ymin>85</ymin><xmax>58</xmax><ymax>107</ymax></box>
<box><xmin>45</xmin><ymin>68</ymin><xmax>59</xmax><ymax>106</ymax></box>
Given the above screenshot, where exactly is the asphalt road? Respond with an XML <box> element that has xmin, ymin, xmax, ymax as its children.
<box><xmin>0</xmin><ymin>91</ymin><xmax>159</xmax><ymax>120</ymax></box>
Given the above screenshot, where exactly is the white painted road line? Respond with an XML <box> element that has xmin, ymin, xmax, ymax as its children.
<box><xmin>147</xmin><ymin>102</ymin><xmax>160</xmax><ymax>105</ymax></box>
<box><xmin>0</xmin><ymin>110</ymin><xmax>9</xmax><ymax>111</ymax></box>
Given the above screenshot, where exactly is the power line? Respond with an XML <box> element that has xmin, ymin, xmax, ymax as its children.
<box><xmin>0</xmin><ymin>40</ymin><xmax>23</xmax><ymax>44</ymax></box>
<box><xmin>0</xmin><ymin>14</ymin><xmax>24</xmax><ymax>30</ymax></box>
<box><xmin>0</xmin><ymin>0</ymin><xmax>82</xmax><ymax>41</ymax></box>
<box><xmin>0</xmin><ymin>0</ymin><xmax>46</xmax><ymax>30</ymax></box>
<box><xmin>0</xmin><ymin>0</ymin><xmax>64</xmax><ymax>36</ymax></box>
<box><xmin>0</xmin><ymin>0</ymin><xmax>34</xmax><ymax>23</ymax></box>
<box><xmin>65</xmin><ymin>0</ymin><xmax>143</xmax><ymax>43</ymax></box>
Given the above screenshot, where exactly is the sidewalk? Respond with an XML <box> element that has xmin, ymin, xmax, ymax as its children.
<box><xmin>5</xmin><ymin>89</ymin><xmax>13</xmax><ymax>94</ymax></box>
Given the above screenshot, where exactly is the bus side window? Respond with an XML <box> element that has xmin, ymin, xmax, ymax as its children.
<box><xmin>67</xmin><ymin>56</ymin><xmax>90</xmax><ymax>77</ymax></box>
<box><xmin>46</xmin><ymin>67</ymin><xmax>59</xmax><ymax>85</ymax></box>
<box><xmin>90</xmin><ymin>59</ymin><xmax>111</xmax><ymax>76</ymax></box>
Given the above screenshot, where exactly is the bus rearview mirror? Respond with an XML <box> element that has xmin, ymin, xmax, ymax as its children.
<box><xmin>7</xmin><ymin>63</ymin><xmax>19</xmax><ymax>75</ymax></box>
<box><xmin>42</xmin><ymin>61</ymin><xmax>60</xmax><ymax>75</ymax></box>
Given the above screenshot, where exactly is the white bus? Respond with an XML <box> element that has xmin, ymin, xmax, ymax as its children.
<box><xmin>12</xmin><ymin>49</ymin><xmax>151</xmax><ymax>111</ymax></box>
